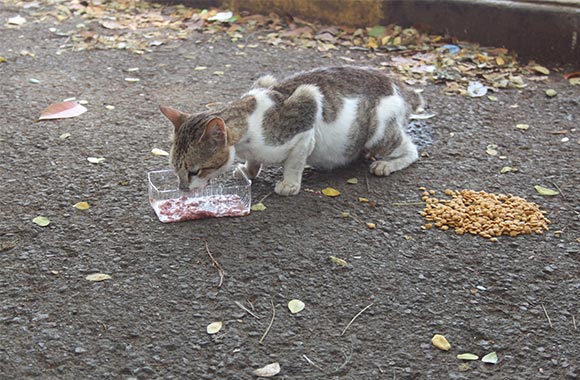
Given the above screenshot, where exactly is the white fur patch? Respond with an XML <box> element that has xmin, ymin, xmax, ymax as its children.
<box><xmin>308</xmin><ymin>97</ymin><xmax>359</xmax><ymax>169</ymax></box>
<box><xmin>365</xmin><ymin>86</ymin><xmax>407</xmax><ymax>150</ymax></box>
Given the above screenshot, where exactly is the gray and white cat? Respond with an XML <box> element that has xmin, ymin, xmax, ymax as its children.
<box><xmin>160</xmin><ymin>66</ymin><xmax>422</xmax><ymax>196</ymax></box>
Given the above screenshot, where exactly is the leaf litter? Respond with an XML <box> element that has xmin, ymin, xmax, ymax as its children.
<box><xmin>7</xmin><ymin>0</ymin><xmax>555</xmax><ymax>97</ymax></box>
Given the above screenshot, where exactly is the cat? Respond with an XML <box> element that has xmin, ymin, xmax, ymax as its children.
<box><xmin>160</xmin><ymin>66</ymin><xmax>423</xmax><ymax>196</ymax></box>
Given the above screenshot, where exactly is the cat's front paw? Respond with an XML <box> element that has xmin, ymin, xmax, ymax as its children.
<box><xmin>369</xmin><ymin>160</ymin><xmax>395</xmax><ymax>177</ymax></box>
<box><xmin>275</xmin><ymin>180</ymin><xmax>301</xmax><ymax>196</ymax></box>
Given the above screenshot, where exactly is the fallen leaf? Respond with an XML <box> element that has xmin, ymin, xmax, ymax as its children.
<box><xmin>85</xmin><ymin>273</ymin><xmax>112</xmax><ymax>282</ymax></box>
<box><xmin>59</xmin><ymin>133</ymin><xmax>71</xmax><ymax>140</ymax></box>
<box><xmin>288</xmin><ymin>299</ymin><xmax>305</xmax><ymax>314</ymax></box>
<box><xmin>346</xmin><ymin>178</ymin><xmax>358</xmax><ymax>184</ymax></box>
<box><xmin>32</xmin><ymin>216</ymin><xmax>50</xmax><ymax>227</ymax></box>
<box><xmin>206</xmin><ymin>321</ymin><xmax>222</xmax><ymax>334</ymax></box>
<box><xmin>515</xmin><ymin>124</ymin><xmax>530</xmax><ymax>130</ymax></box>
<box><xmin>124</xmin><ymin>77</ymin><xmax>140</xmax><ymax>82</ymax></box>
<box><xmin>487</xmin><ymin>95</ymin><xmax>498</xmax><ymax>101</ymax></box>
<box><xmin>358</xmin><ymin>197</ymin><xmax>369</xmax><ymax>203</ymax></box>
<box><xmin>208</xmin><ymin>11</ymin><xmax>234</xmax><ymax>23</ymax></box>
<box><xmin>321</xmin><ymin>187</ymin><xmax>340</xmax><ymax>197</ymax></box>
<box><xmin>486</xmin><ymin>144</ymin><xmax>498</xmax><ymax>156</ymax></box>
<box><xmin>151</xmin><ymin>148</ymin><xmax>169</xmax><ymax>156</ymax></box>
<box><xmin>213</xmin><ymin>71</ymin><xmax>225</xmax><ymax>76</ymax></box>
<box><xmin>8</xmin><ymin>15</ymin><xmax>26</xmax><ymax>25</ymax></box>
<box><xmin>532</xmin><ymin>65</ymin><xmax>550</xmax><ymax>75</ymax></box>
<box><xmin>366</xmin><ymin>222</ymin><xmax>376</xmax><ymax>229</ymax></box>
<box><xmin>432</xmin><ymin>334</ymin><xmax>451</xmax><ymax>351</ymax></box>
<box><xmin>500</xmin><ymin>166</ymin><xmax>517</xmax><ymax>174</ymax></box>
<box><xmin>329</xmin><ymin>256</ymin><xmax>348</xmax><ymax>266</ymax></box>
<box><xmin>368</xmin><ymin>25</ymin><xmax>386</xmax><ymax>38</ymax></box>
<box><xmin>534</xmin><ymin>185</ymin><xmax>559</xmax><ymax>196</ymax></box>
<box><xmin>545</xmin><ymin>89</ymin><xmax>557</xmax><ymax>97</ymax></box>
<box><xmin>340</xmin><ymin>211</ymin><xmax>350</xmax><ymax>218</ymax></box>
<box><xmin>29</xmin><ymin>78</ymin><xmax>40</xmax><ymax>84</ymax></box>
<box><xmin>87</xmin><ymin>157</ymin><xmax>105</xmax><ymax>164</ymax></box>
<box><xmin>73</xmin><ymin>202</ymin><xmax>90</xmax><ymax>210</ymax></box>
<box><xmin>0</xmin><ymin>56</ymin><xmax>6</xmax><ymax>63</ymax></box>
<box><xmin>481</xmin><ymin>351</ymin><xmax>499</xmax><ymax>364</ymax></box>
<box><xmin>457</xmin><ymin>353</ymin><xmax>479</xmax><ymax>361</ymax></box>
<box><xmin>467</xmin><ymin>81</ymin><xmax>488</xmax><ymax>97</ymax></box>
<box><xmin>39</xmin><ymin>101</ymin><xmax>87</xmax><ymax>120</ymax></box>
<box><xmin>251</xmin><ymin>202</ymin><xmax>266</xmax><ymax>211</ymax></box>
<box><xmin>194</xmin><ymin>66</ymin><xmax>208</xmax><ymax>70</ymax></box>
<box><xmin>252</xmin><ymin>362</ymin><xmax>280</xmax><ymax>377</ymax></box>
<box><xmin>570</xmin><ymin>78</ymin><xmax>580</xmax><ymax>86</ymax></box>
<box><xmin>105</xmin><ymin>105</ymin><xmax>115</xmax><ymax>110</ymax></box>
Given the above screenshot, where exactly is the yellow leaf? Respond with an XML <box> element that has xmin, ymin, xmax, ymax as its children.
<box><xmin>495</xmin><ymin>56</ymin><xmax>505</xmax><ymax>66</ymax></box>
<box><xmin>321</xmin><ymin>187</ymin><xmax>340</xmax><ymax>197</ymax></box>
<box><xmin>570</xmin><ymin>78</ymin><xmax>580</xmax><ymax>86</ymax></box>
<box><xmin>534</xmin><ymin>185</ymin><xmax>559</xmax><ymax>196</ymax></box>
<box><xmin>73</xmin><ymin>202</ymin><xmax>90</xmax><ymax>210</ymax></box>
<box><xmin>251</xmin><ymin>202</ymin><xmax>266</xmax><ymax>211</ymax></box>
<box><xmin>432</xmin><ymin>334</ymin><xmax>451</xmax><ymax>351</ymax></box>
<box><xmin>532</xmin><ymin>65</ymin><xmax>550</xmax><ymax>75</ymax></box>
<box><xmin>86</xmin><ymin>273</ymin><xmax>112</xmax><ymax>282</ymax></box>
<box><xmin>329</xmin><ymin>256</ymin><xmax>348</xmax><ymax>266</ymax></box>
<box><xmin>358</xmin><ymin>197</ymin><xmax>369</xmax><ymax>203</ymax></box>
<box><xmin>545</xmin><ymin>89</ymin><xmax>557</xmax><ymax>97</ymax></box>
<box><xmin>515</xmin><ymin>124</ymin><xmax>530</xmax><ymax>130</ymax></box>
<box><xmin>346</xmin><ymin>178</ymin><xmax>358</xmax><ymax>184</ymax></box>
<box><xmin>288</xmin><ymin>299</ymin><xmax>305</xmax><ymax>314</ymax></box>
<box><xmin>366</xmin><ymin>222</ymin><xmax>376</xmax><ymax>229</ymax></box>
<box><xmin>151</xmin><ymin>148</ymin><xmax>169</xmax><ymax>156</ymax></box>
<box><xmin>206</xmin><ymin>321</ymin><xmax>222</xmax><ymax>334</ymax></box>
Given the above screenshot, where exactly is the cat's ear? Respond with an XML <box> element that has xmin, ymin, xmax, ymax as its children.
<box><xmin>159</xmin><ymin>105</ymin><xmax>189</xmax><ymax>133</ymax></box>
<box><xmin>200</xmin><ymin>117</ymin><xmax>227</xmax><ymax>145</ymax></box>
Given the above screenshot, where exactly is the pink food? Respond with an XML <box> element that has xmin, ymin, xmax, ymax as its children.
<box><xmin>151</xmin><ymin>194</ymin><xmax>248</xmax><ymax>223</ymax></box>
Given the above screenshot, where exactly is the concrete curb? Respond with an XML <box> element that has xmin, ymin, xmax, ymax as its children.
<box><xmin>162</xmin><ymin>0</ymin><xmax>580</xmax><ymax>65</ymax></box>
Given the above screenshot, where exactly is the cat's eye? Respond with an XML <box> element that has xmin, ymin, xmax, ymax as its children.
<box><xmin>188</xmin><ymin>169</ymin><xmax>200</xmax><ymax>178</ymax></box>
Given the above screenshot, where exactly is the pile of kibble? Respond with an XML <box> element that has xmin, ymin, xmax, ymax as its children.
<box><xmin>419</xmin><ymin>188</ymin><xmax>550</xmax><ymax>241</ymax></box>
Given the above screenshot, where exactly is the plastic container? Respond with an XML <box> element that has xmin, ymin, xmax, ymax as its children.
<box><xmin>148</xmin><ymin>169</ymin><xmax>251</xmax><ymax>223</ymax></box>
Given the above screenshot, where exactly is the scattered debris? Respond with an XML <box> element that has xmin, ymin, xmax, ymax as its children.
<box><xmin>206</xmin><ymin>321</ymin><xmax>223</xmax><ymax>334</ymax></box>
<box><xmin>340</xmin><ymin>303</ymin><xmax>373</xmax><ymax>336</ymax></box>
<box><xmin>432</xmin><ymin>334</ymin><xmax>451</xmax><ymax>351</ymax></box>
<box><xmin>481</xmin><ymin>351</ymin><xmax>499</xmax><ymax>364</ymax></box>
<box><xmin>252</xmin><ymin>362</ymin><xmax>280</xmax><ymax>377</ymax></box>
<box><xmin>85</xmin><ymin>273</ymin><xmax>112</xmax><ymax>282</ymax></box>
<box><xmin>288</xmin><ymin>299</ymin><xmax>305</xmax><ymax>314</ymax></box>
<box><xmin>32</xmin><ymin>216</ymin><xmax>50</xmax><ymax>227</ymax></box>
<box><xmin>38</xmin><ymin>101</ymin><xmax>87</xmax><ymax>121</ymax></box>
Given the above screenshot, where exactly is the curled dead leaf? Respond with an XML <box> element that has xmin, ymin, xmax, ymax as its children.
<box><xmin>39</xmin><ymin>101</ymin><xmax>87</xmax><ymax>121</ymax></box>
<box><xmin>252</xmin><ymin>362</ymin><xmax>280</xmax><ymax>377</ymax></box>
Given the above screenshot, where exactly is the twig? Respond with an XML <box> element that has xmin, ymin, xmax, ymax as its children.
<box><xmin>541</xmin><ymin>303</ymin><xmax>553</xmax><ymax>329</ymax></box>
<box><xmin>235</xmin><ymin>301</ymin><xmax>261</xmax><ymax>320</ymax></box>
<box><xmin>258</xmin><ymin>192</ymin><xmax>273</xmax><ymax>204</ymax></box>
<box><xmin>550</xmin><ymin>181</ymin><xmax>566</xmax><ymax>199</ymax></box>
<box><xmin>392</xmin><ymin>202</ymin><xmax>426</xmax><ymax>206</ymax></box>
<box><xmin>203</xmin><ymin>240</ymin><xmax>225</xmax><ymax>288</ymax></box>
<box><xmin>573</xmin><ymin>314</ymin><xmax>577</xmax><ymax>331</ymax></box>
<box><xmin>259</xmin><ymin>300</ymin><xmax>276</xmax><ymax>344</ymax></box>
<box><xmin>341</xmin><ymin>303</ymin><xmax>374</xmax><ymax>336</ymax></box>
<box><xmin>303</xmin><ymin>355</ymin><xmax>327</xmax><ymax>373</ymax></box>
<box><xmin>365</xmin><ymin>173</ymin><xmax>371</xmax><ymax>193</ymax></box>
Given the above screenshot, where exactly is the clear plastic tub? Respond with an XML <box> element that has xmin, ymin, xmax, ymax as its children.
<box><xmin>148</xmin><ymin>169</ymin><xmax>251</xmax><ymax>223</ymax></box>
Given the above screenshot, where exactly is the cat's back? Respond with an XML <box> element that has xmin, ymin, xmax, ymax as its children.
<box><xmin>272</xmin><ymin>66</ymin><xmax>397</xmax><ymax>99</ymax></box>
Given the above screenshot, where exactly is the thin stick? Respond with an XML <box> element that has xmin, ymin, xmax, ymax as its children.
<box><xmin>258</xmin><ymin>192</ymin><xmax>273</xmax><ymax>204</ymax></box>
<box><xmin>573</xmin><ymin>314</ymin><xmax>577</xmax><ymax>331</ymax></box>
<box><xmin>365</xmin><ymin>174</ymin><xmax>371</xmax><ymax>193</ymax></box>
<box><xmin>204</xmin><ymin>241</ymin><xmax>225</xmax><ymax>288</ymax></box>
<box><xmin>541</xmin><ymin>303</ymin><xmax>553</xmax><ymax>329</ymax></box>
<box><xmin>235</xmin><ymin>301</ymin><xmax>260</xmax><ymax>320</ymax></box>
<box><xmin>392</xmin><ymin>202</ymin><xmax>426</xmax><ymax>206</ymax></box>
<box><xmin>303</xmin><ymin>354</ymin><xmax>327</xmax><ymax>373</ymax></box>
<box><xmin>550</xmin><ymin>181</ymin><xmax>566</xmax><ymax>199</ymax></box>
<box><xmin>259</xmin><ymin>300</ymin><xmax>276</xmax><ymax>344</ymax></box>
<box><xmin>341</xmin><ymin>303</ymin><xmax>374</xmax><ymax>336</ymax></box>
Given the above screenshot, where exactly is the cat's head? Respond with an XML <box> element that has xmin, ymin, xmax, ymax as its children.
<box><xmin>160</xmin><ymin>106</ymin><xmax>235</xmax><ymax>191</ymax></box>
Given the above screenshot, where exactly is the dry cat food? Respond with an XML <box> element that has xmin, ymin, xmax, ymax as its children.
<box><xmin>151</xmin><ymin>195</ymin><xmax>248</xmax><ymax>223</ymax></box>
<box><xmin>419</xmin><ymin>188</ymin><xmax>550</xmax><ymax>239</ymax></box>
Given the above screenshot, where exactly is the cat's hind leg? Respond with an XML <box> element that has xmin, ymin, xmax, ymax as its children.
<box><xmin>368</xmin><ymin>132</ymin><xmax>418</xmax><ymax>177</ymax></box>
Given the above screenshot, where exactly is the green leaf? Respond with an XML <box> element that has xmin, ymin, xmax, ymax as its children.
<box><xmin>534</xmin><ymin>185</ymin><xmax>559</xmax><ymax>196</ymax></box>
<box><xmin>368</xmin><ymin>25</ymin><xmax>386</xmax><ymax>38</ymax></box>
<box><xmin>206</xmin><ymin>321</ymin><xmax>222</xmax><ymax>334</ymax></box>
<box><xmin>481</xmin><ymin>351</ymin><xmax>499</xmax><ymax>364</ymax></box>
<box><xmin>457</xmin><ymin>353</ymin><xmax>479</xmax><ymax>361</ymax></box>
<box><xmin>32</xmin><ymin>216</ymin><xmax>50</xmax><ymax>227</ymax></box>
<box><xmin>545</xmin><ymin>89</ymin><xmax>557</xmax><ymax>97</ymax></box>
<box><xmin>288</xmin><ymin>299</ymin><xmax>305</xmax><ymax>314</ymax></box>
<box><xmin>346</xmin><ymin>178</ymin><xmax>358</xmax><ymax>185</ymax></box>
